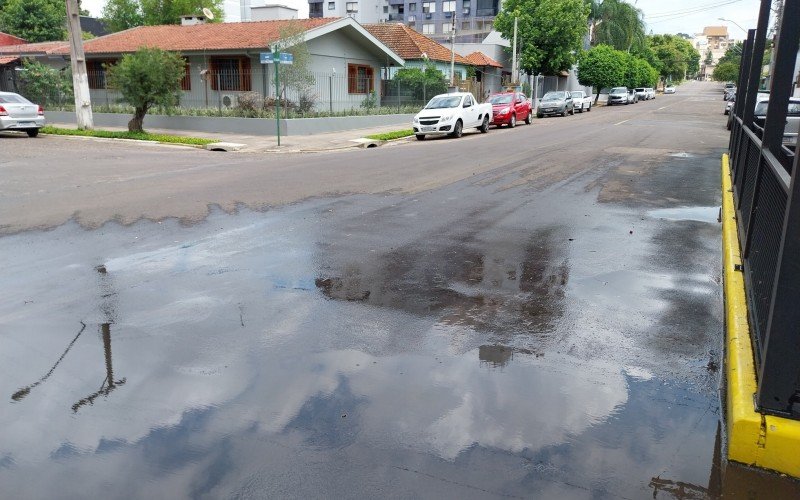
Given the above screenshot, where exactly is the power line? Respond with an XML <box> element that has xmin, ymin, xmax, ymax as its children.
<box><xmin>646</xmin><ymin>0</ymin><xmax>746</xmax><ymax>18</ymax></box>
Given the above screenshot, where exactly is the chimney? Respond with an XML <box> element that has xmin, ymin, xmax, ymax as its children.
<box><xmin>180</xmin><ymin>15</ymin><xmax>207</xmax><ymax>26</ymax></box>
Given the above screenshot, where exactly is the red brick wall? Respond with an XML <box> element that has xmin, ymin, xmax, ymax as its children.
<box><xmin>0</xmin><ymin>32</ymin><xmax>27</xmax><ymax>46</ymax></box>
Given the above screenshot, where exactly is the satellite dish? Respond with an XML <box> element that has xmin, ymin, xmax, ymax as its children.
<box><xmin>202</xmin><ymin>7</ymin><xmax>214</xmax><ymax>19</ymax></box>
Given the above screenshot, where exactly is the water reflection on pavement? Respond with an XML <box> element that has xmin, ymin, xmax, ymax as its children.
<box><xmin>1</xmin><ymin>150</ymin><xmax>798</xmax><ymax>498</ymax></box>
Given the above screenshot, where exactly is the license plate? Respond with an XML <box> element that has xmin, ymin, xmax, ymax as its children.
<box><xmin>421</xmin><ymin>126</ymin><xmax>436</xmax><ymax>132</ymax></box>
<box><xmin>544</xmin><ymin>109</ymin><xmax>553</xmax><ymax>112</ymax></box>
<box><xmin>17</xmin><ymin>122</ymin><xmax>34</xmax><ymax>127</ymax></box>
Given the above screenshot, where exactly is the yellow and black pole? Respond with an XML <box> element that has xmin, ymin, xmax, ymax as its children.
<box><xmin>274</xmin><ymin>51</ymin><xmax>281</xmax><ymax>147</ymax></box>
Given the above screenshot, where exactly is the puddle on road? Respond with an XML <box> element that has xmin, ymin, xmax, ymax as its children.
<box><xmin>648</xmin><ymin>206</ymin><xmax>720</xmax><ymax>224</ymax></box>
<box><xmin>0</xmin><ymin>184</ymin><xmax>793</xmax><ymax>497</ymax></box>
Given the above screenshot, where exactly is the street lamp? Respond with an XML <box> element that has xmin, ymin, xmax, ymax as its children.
<box><xmin>718</xmin><ymin>17</ymin><xmax>747</xmax><ymax>35</ymax></box>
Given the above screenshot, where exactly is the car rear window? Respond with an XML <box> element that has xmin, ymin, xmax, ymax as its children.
<box><xmin>610</xmin><ymin>88</ymin><xmax>625</xmax><ymax>93</ymax></box>
<box><xmin>487</xmin><ymin>94</ymin><xmax>513</xmax><ymax>104</ymax></box>
<box><xmin>0</xmin><ymin>94</ymin><xmax>29</xmax><ymax>104</ymax></box>
<box><xmin>635</xmin><ymin>88</ymin><xmax>645</xmax><ymax>92</ymax></box>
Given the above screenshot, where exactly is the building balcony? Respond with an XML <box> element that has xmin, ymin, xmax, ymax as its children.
<box><xmin>388</xmin><ymin>13</ymin><xmax>404</xmax><ymax>21</ymax></box>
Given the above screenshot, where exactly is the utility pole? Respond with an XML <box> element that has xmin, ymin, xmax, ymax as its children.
<box><xmin>511</xmin><ymin>17</ymin><xmax>518</xmax><ymax>85</ymax></box>
<box><xmin>65</xmin><ymin>0</ymin><xmax>93</xmax><ymax>129</ymax></box>
<box><xmin>450</xmin><ymin>13</ymin><xmax>457</xmax><ymax>87</ymax></box>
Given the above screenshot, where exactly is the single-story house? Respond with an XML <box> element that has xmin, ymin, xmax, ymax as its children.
<box><xmin>363</xmin><ymin>23</ymin><xmax>472</xmax><ymax>82</ymax></box>
<box><xmin>3</xmin><ymin>17</ymin><xmax>405</xmax><ymax>112</ymax></box>
<box><xmin>0</xmin><ymin>41</ymin><xmax>70</xmax><ymax>92</ymax></box>
<box><xmin>464</xmin><ymin>51</ymin><xmax>505</xmax><ymax>98</ymax></box>
<box><xmin>0</xmin><ymin>31</ymin><xmax>27</xmax><ymax>46</ymax></box>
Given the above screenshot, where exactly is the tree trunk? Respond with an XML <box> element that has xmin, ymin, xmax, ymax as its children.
<box><xmin>128</xmin><ymin>107</ymin><xmax>147</xmax><ymax>132</ymax></box>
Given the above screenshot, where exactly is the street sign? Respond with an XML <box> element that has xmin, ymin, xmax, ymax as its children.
<box><xmin>260</xmin><ymin>52</ymin><xmax>293</xmax><ymax>65</ymax></box>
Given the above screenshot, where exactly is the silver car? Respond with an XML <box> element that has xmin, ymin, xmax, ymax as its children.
<box><xmin>607</xmin><ymin>87</ymin><xmax>630</xmax><ymax>105</ymax></box>
<box><xmin>536</xmin><ymin>91</ymin><xmax>574</xmax><ymax>117</ymax></box>
<box><xmin>0</xmin><ymin>91</ymin><xmax>45</xmax><ymax>137</ymax></box>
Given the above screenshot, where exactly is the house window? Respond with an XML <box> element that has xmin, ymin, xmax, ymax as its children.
<box><xmin>310</xmin><ymin>2</ymin><xmax>323</xmax><ymax>15</ymax></box>
<box><xmin>86</xmin><ymin>60</ymin><xmax>115</xmax><ymax>89</ymax></box>
<box><xmin>407</xmin><ymin>14</ymin><xmax>415</xmax><ymax>22</ymax></box>
<box><xmin>210</xmin><ymin>57</ymin><xmax>251</xmax><ymax>92</ymax></box>
<box><xmin>383</xmin><ymin>5</ymin><xmax>388</xmax><ymax>12</ymax></box>
<box><xmin>346</xmin><ymin>2</ymin><xmax>358</xmax><ymax>12</ymax></box>
<box><xmin>442</xmin><ymin>22</ymin><xmax>453</xmax><ymax>33</ymax></box>
<box><xmin>409</xmin><ymin>2</ymin><xmax>416</xmax><ymax>11</ymax></box>
<box><xmin>462</xmin><ymin>20</ymin><xmax>470</xmax><ymax>30</ymax></box>
<box><xmin>347</xmin><ymin>64</ymin><xmax>373</xmax><ymax>94</ymax></box>
<box><xmin>422</xmin><ymin>23</ymin><xmax>435</xmax><ymax>34</ymax></box>
<box><xmin>462</xmin><ymin>0</ymin><xmax>470</xmax><ymax>14</ymax></box>
<box><xmin>442</xmin><ymin>0</ymin><xmax>455</xmax><ymax>12</ymax></box>
<box><xmin>422</xmin><ymin>1</ymin><xmax>435</xmax><ymax>13</ymax></box>
<box><xmin>181</xmin><ymin>58</ymin><xmax>191</xmax><ymax>91</ymax></box>
<box><xmin>328</xmin><ymin>1</ymin><xmax>335</xmax><ymax>9</ymax></box>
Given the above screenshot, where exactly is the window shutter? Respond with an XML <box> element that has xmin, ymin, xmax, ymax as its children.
<box><xmin>241</xmin><ymin>57</ymin><xmax>251</xmax><ymax>92</ymax></box>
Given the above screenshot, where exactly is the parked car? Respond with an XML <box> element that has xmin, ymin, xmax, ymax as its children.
<box><xmin>607</xmin><ymin>87</ymin><xmax>630</xmax><ymax>106</ymax></box>
<box><xmin>486</xmin><ymin>92</ymin><xmax>532</xmax><ymax>127</ymax></box>
<box><xmin>570</xmin><ymin>90</ymin><xmax>593</xmax><ymax>112</ymax></box>
<box><xmin>751</xmin><ymin>97</ymin><xmax>800</xmax><ymax>148</ymax></box>
<box><xmin>664</xmin><ymin>85</ymin><xmax>676</xmax><ymax>94</ymax></box>
<box><xmin>412</xmin><ymin>92</ymin><xmax>491</xmax><ymax>140</ymax></box>
<box><xmin>646</xmin><ymin>88</ymin><xmax>656</xmax><ymax>100</ymax></box>
<box><xmin>627</xmin><ymin>88</ymin><xmax>639</xmax><ymax>103</ymax></box>
<box><xmin>537</xmin><ymin>91</ymin><xmax>574</xmax><ymax>117</ymax></box>
<box><xmin>724</xmin><ymin>87</ymin><xmax>737</xmax><ymax>100</ymax></box>
<box><xmin>725</xmin><ymin>95</ymin><xmax>734</xmax><ymax>115</ymax></box>
<box><xmin>0</xmin><ymin>91</ymin><xmax>45</xmax><ymax>137</ymax></box>
<box><xmin>634</xmin><ymin>88</ymin><xmax>649</xmax><ymax>101</ymax></box>
<box><xmin>727</xmin><ymin>92</ymin><xmax>769</xmax><ymax>130</ymax></box>
<box><xmin>724</xmin><ymin>82</ymin><xmax>736</xmax><ymax>93</ymax></box>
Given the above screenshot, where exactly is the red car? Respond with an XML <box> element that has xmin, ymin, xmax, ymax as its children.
<box><xmin>486</xmin><ymin>92</ymin><xmax>532</xmax><ymax>128</ymax></box>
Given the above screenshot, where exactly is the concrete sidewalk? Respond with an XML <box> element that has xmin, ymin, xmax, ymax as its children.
<box><xmin>47</xmin><ymin>121</ymin><xmax>414</xmax><ymax>153</ymax></box>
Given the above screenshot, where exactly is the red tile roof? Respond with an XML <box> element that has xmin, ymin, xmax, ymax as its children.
<box><xmin>0</xmin><ymin>56</ymin><xmax>19</xmax><ymax>65</ymax></box>
<box><xmin>465</xmin><ymin>51</ymin><xmax>503</xmax><ymax>68</ymax></box>
<box><xmin>363</xmin><ymin>23</ymin><xmax>471</xmax><ymax>65</ymax></box>
<box><xmin>0</xmin><ymin>31</ymin><xmax>27</xmax><ymax>46</ymax></box>
<box><xmin>51</xmin><ymin>18</ymin><xmax>340</xmax><ymax>55</ymax></box>
<box><xmin>0</xmin><ymin>41</ymin><xmax>68</xmax><ymax>55</ymax></box>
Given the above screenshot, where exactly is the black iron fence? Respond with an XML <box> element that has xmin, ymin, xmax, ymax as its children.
<box><xmin>727</xmin><ymin>0</ymin><xmax>800</xmax><ymax>419</ymax></box>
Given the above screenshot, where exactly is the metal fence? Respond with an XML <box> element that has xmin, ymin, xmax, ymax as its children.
<box><xmin>77</xmin><ymin>68</ymin><xmax>438</xmax><ymax>116</ymax></box>
<box><xmin>727</xmin><ymin>0</ymin><xmax>800</xmax><ymax>419</ymax></box>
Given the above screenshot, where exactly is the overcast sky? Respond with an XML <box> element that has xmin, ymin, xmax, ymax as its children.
<box><xmin>80</xmin><ymin>0</ymin><xmax>764</xmax><ymax>38</ymax></box>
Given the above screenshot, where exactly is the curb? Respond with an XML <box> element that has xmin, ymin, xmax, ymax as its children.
<box><xmin>722</xmin><ymin>153</ymin><xmax>800</xmax><ymax>478</ymax></box>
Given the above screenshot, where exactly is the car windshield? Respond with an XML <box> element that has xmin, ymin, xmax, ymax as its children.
<box><xmin>610</xmin><ymin>88</ymin><xmax>625</xmax><ymax>94</ymax></box>
<box><xmin>487</xmin><ymin>94</ymin><xmax>513</xmax><ymax>104</ymax></box>
<box><xmin>635</xmin><ymin>88</ymin><xmax>645</xmax><ymax>92</ymax></box>
<box><xmin>542</xmin><ymin>91</ymin><xmax>566</xmax><ymax>100</ymax></box>
<box><xmin>755</xmin><ymin>101</ymin><xmax>800</xmax><ymax>116</ymax></box>
<box><xmin>425</xmin><ymin>96</ymin><xmax>462</xmax><ymax>109</ymax></box>
<box><xmin>0</xmin><ymin>94</ymin><xmax>30</xmax><ymax>104</ymax></box>
<box><xmin>572</xmin><ymin>92</ymin><xmax>584</xmax><ymax>98</ymax></box>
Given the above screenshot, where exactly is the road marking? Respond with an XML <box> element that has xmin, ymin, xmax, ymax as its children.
<box><xmin>614</xmin><ymin>119</ymin><xmax>630</xmax><ymax>126</ymax></box>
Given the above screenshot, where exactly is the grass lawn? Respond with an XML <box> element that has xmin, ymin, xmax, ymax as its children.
<box><xmin>364</xmin><ymin>129</ymin><xmax>415</xmax><ymax>141</ymax></box>
<box><xmin>41</xmin><ymin>126</ymin><xmax>216</xmax><ymax>146</ymax></box>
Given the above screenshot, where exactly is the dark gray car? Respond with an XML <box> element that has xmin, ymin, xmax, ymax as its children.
<box><xmin>536</xmin><ymin>91</ymin><xmax>574</xmax><ymax>118</ymax></box>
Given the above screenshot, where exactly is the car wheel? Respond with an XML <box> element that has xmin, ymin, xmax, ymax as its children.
<box><xmin>415</xmin><ymin>134</ymin><xmax>426</xmax><ymax>141</ymax></box>
<box><xmin>450</xmin><ymin>119</ymin><xmax>463</xmax><ymax>138</ymax></box>
<box><xmin>479</xmin><ymin>116</ymin><xmax>489</xmax><ymax>133</ymax></box>
<box><xmin>537</xmin><ymin>113</ymin><xmax>544</xmax><ymax>119</ymax></box>
<box><xmin>26</xmin><ymin>128</ymin><xmax>39</xmax><ymax>138</ymax></box>
<box><xmin>525</xmin><ymin>111</ymin><xmax>532</xmax><ymax>125</ymax></box>
<box><xmin>570</xmin><ymin>107</ymin><xmax>575</xmax><ymax>115</ymax></box>
<box><xmin>509</xmin><ymin>114</ymin><xmax>516</xmax><ymax>128</ymax></box>
<box><xmin>587</xmin><ymin>103</ymin><xmax>592</xmax><ymax>112</ymax></box>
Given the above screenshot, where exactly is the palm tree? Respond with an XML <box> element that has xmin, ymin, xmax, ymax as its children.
<box><xmin>587</xmin><ymin>0</ymin><xmax>646</xmax><ymax>53</ymax></box>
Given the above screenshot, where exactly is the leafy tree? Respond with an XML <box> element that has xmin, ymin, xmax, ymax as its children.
<box><xmin>713</xmin><ymin>61</ymin><xmax>739</xmax><ymax>82</ymax></box>
<box><xmin>718</xmin><ymin>41</ymin><xmax>743</xmax><ymax>66</ymax></box>
<box><xmin>704</xmin><ymin>49</ymin><xmax>713</xmax><ymax>66</ymax></box>
<box><xmin>578</xmin><ymin>44</ymin><xmax>625</xmax><ymax>102</ymax></box>
<box><xmin>140</xmin><ymin>0</ymin><xmax>224</xmax><ymax>25</ymax></box>
<box><xmin>273</xmin><ymin>20</ymin><xmax>316</xmax><ymax>112</ymax></box>
<box><xmin>647</xmin><ymin>34</ymin><xmax>700</xmax><ymax>81</ymax></box>
<box><xmin>0</xmin><ymin>0</ymin><xmax>66</xmax><ymax>42</ymax></box>
<box><xmin>495</xmin><ymin>0</ymin><xmax>589</xmax><ymax>76</ymax></box>
<box><xmin>102</xmin><ymin>0</ymin><xmax>144</xmax><ymax>32</ymax></box>
<box><xmin>17</xmin><ymin>58</ymin><xmax>72</xmax><ymax>106</ymax></box>
<box><xmin>392</xmin><ymin>63</ymin><xmax>448</xmax><ymax>102</ymax></box>
<box><xmin>588</xmin><ymin>0</ymin><xmax>646</xmax><ymax>53</ymax></box>
<box><xmin>107</xmin><ymin>47</ymin><xmax>186</xmax><ymax>132</ymax></box>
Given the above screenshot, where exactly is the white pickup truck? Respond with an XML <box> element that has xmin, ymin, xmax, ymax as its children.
<box><xmin>412</xmin><ymin>92</ymin><xmax>492</xmax><ymax>140</ymax></box>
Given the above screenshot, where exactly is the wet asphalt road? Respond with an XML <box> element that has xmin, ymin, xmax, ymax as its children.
<box><xmin>2</xmin><ymin>81</ymin><xmax>799</xmax><ymax>499</ymax></box>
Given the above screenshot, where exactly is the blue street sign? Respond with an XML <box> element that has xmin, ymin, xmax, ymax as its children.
<box><xmin>260</xmin><ymin>52</ymin><xmax>293</xmax><ymax>64</ymax></box>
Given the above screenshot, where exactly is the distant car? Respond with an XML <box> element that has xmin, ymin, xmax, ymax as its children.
<box><xmin>725</xmin><ymin>95</ymin><xmax>734</xmax><ymax>115</ymax></box>
<box><xmin>646</xmin><ymin>88</ymin><xmax>656</xmax><ymax>99</ymax></box>
<box><xmin>627</xmin><ymin>88</ymin><xmax>639</xmax><ymax>103</ymax></box>
<box><xmin>537</xmin><ymin>91</ymin><xmax>574</xmax><ymax>117</ymax></box>
<box><xmin>607</xmin><ymin>87</ymin><xmax>630</xmax><ymax>106</ymax></box>
<box><xmin>412</xmin><ymin>92</ymin><xmax>492</xmax><ymax>140</ymax></box>
<box><xmin>634</xmin><ymin>88</ymin><xmax>649</xmax><ymax>100</ymax></box>
<box><xmin>724</xmin><ymin>87</ymin><xmax>737</xmax><ymax>100</ymax></box>
<box><xmin>751</xmin><ymin>97</ymin><xmax>800</xmax><ymax>148</ymax></box>
<box><xmin>724</xmin><ymin>82</ymin><xmax>736</xmax><ymax>93</ymax></box>
<box><xmin>664</xmin><ymin>86</ymin><xmax>676</xmax><ymax>94</ymax></box>
<box><xmin>0</xmin><ymin>91</ymin><xmax>45</xmax><ymax>137</ymax></box>
<box><xmin>570</xmin><ymin>90</ymin><xmax>593</xmax><ymax>112</ymax></box>
<box><xmin>486</xmin><ymin>91</ymin><xmax>532</xmax><ymax>127</ymax></box>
